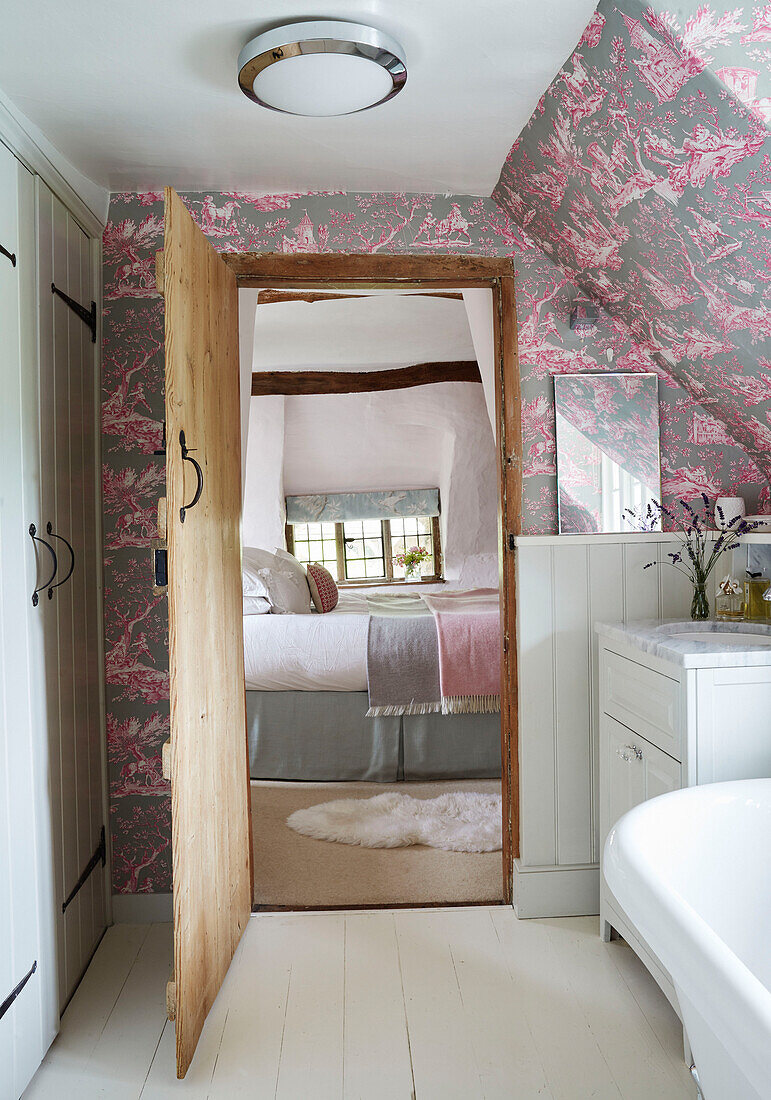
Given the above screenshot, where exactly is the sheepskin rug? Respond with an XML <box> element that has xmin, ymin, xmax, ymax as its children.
<box><xmin>286</xmin><ymin>791</ymin><xmax>501</xmax><ymax>853</ymax></box>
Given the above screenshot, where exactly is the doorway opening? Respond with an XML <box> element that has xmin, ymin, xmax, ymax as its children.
<box><xmin>229</xmin><ymin>255</ymin><xmax>521</xmax><ymax>911</ymax></box>
<box><xmin>161</xmin><ymin>189</ymin><xmax>520</xmax><ymax>1074</ymax></box>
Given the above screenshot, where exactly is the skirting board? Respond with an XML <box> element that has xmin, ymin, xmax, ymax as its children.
<box><xmin>513</xmin><ymin>860</ymin><xmax>599</xmax><ymax>918</ymax></box>
<box><xmin>112</xmin><ymin>892</ymin><xmax>173</xmax><ymax>924</ymax></box>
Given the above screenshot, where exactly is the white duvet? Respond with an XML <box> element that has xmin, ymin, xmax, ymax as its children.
<box><xmin>243</xmin><ymin>592</ymin><xmax>370</xmax><ymax>691</ymax></box>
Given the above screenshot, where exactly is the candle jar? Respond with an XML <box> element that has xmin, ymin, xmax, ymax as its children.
<box><xmin>715</xmin><ymin>496</ymin><xmax>746</xmax><ymax>529</ymax></box>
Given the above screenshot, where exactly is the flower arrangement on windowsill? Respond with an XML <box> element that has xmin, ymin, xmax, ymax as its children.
<box><xmin>625</xmin><ymin>496</ymin><xmax>761</xmax><ymax>621</ymax></box>
<box><xmin>394</xmin><ymin>544</ymin><xmax>430</xmax><ymax>581</ymax></box>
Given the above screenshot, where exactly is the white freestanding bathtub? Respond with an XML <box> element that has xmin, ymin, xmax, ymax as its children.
<box><xmin>604</xmin><ymin>780</ymin><xmax>771</xmax><ymax>1100</ymax></box>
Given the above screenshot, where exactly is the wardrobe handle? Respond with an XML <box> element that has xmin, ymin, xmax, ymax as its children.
<box><xmin>46</xmin><ymin>523</ymin><xmax>75</xmax><ymax>591</ymax></box>
<box><xmin>29</xmin><ymin>523</ymin><xmax>58</xmax><ymax>606</ymax></box>
<box><xmin>179</xmin><ymin>430</ymin><xmax>203</xmax><ymax>523</ymax></box>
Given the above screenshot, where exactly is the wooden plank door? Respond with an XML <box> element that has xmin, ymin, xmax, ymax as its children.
<box><xmin>38</xmin><ymin>181</ymin><xmax>108</xmax><ymax>1006</ymax></box>
<box><xmin>162</xmin><ymin>187</ymin><xmax>252</xmax><ymax>1078</ymax></box>
<box><xmin>0</xmin><ymin>134</ymin><xmax>51</xmax><ymax>1100</ymax></box>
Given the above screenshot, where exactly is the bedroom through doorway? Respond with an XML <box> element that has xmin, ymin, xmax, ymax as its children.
<box><xmin>231</xmin><ymin>257</ymin><xmax>520</xmax><ymax>911</ymax></box>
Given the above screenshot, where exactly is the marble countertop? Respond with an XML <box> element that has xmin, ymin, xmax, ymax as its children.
<box><xmin>595</xmin><ymin>619</ymin><xmax>771</xmax><ymax>668</ymax></box>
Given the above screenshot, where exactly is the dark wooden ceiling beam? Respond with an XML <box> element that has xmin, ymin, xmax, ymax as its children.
<box><xmin>251</xmin><ymin>360</ymin><xmax>481</xmax><ymax>396</ymax></box>
<box><xmin>223</xmin><ymin>253</ymin><xmax>514</xmax><ymax>289</ymax></box>
<box><xmin>256</xmin><ymin>289</ymin><xmax>464</xmax><ymax>305</ymax></box>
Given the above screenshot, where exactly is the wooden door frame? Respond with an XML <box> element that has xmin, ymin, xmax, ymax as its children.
<box><xmin>224</xmin><ymin>253</ymin><xmax>521</xmax><ymax>904</ymax></box>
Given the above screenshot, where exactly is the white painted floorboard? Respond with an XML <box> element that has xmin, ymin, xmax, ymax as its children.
<box><xmin>24</xmin><ymin>910</ymin><xmax>696</xmax><ymax>1100</ymax></box>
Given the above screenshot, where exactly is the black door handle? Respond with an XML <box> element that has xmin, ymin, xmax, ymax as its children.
<box><xmin>179</xmin><ymin>430</ymin><xmax>204</xmax><ymax>523</ymax></box>
<box><xmin>0</xmin><ymin>242</ymin><xmax>16</xmax><ymax>267</ymax></box>
<box><xmin>29</xmin><ymin>523</ymin><xmax>58</xmax><ymax>605</ymax></box>
<box><xmin>46</xmin><ymin>523</ymin><xmax>75</xmax><ymax>591</ymax></box>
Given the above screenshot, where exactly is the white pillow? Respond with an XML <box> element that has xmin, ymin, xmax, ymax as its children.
<box><xmin>270</xmin><ymin>548</ymin><xmax>312</xmax><ymax>614</ymax></box>
<box><xmin>241</xmin><ymin>546</ymin><xmax>311</xmax><ymax>614</ymax></box>
<box><xmin>243</xmin><ymin>595</ymin><xmax>271</xmax><ymax>615</ymax></box>
<box><xmin>242</xmin><ymin>547</ymin><xmax>278</xmax><ymax>597</ymax></box>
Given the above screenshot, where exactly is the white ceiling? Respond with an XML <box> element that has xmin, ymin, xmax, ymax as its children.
<box><xmin>0</xmin><ymin>1</ymin><xmax>597</xmax><ymax>194</ymax></box>
<box><xmin>251</xmin><ymin>294</ymin><xmax>475</xmax><ymax>370</ymax></box>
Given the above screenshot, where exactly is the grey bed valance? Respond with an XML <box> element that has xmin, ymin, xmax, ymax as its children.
<box><xmin>286</xmin><ymin>489</ymin><xmax>440</xmax><ymax>524</ymax></box>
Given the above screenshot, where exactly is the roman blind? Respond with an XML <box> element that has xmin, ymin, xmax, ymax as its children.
<box><xmin>286</xmin><ymin>489</ymin><xmax>440</xmax><ymax>524</ymax></box>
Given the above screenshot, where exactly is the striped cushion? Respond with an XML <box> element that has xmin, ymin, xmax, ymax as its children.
<box><xmin>307</xmin><ymin>563</ymin><xmax>339</xmax><ymax>613</ymax></box>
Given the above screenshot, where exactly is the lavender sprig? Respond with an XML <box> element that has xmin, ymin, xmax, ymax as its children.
<box><xmin>627</xmin><ymin>498</ymin><xmax>762</xmax><ymax>589</ymax></box>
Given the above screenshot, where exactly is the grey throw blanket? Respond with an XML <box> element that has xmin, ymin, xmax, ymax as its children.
<box><xmin>366</xmin><ymin>594</ymin><xmax>441</xmax><ymax>717</ymax></box>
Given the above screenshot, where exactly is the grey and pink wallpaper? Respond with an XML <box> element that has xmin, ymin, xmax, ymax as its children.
<box><xmin>494</xmin><ymin>0</ymin><xmax>771</xmax><ymax>489</ymax></box>
<box><xmin>102</xmin><ymin>188</ymin><xmax>766</xmax><ymax>892</ymax></box>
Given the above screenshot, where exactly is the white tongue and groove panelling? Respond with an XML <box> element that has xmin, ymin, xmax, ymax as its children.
<box><xmin>514</xmin><ymin>534</ymin><xmax>696</xmax><ymax>918</ymax></box>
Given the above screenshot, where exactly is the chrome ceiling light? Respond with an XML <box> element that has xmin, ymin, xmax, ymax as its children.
<box><xmin>237</xmin><ymin>20</ymin><xmax>407</xmax><ymax>116</ymax></box>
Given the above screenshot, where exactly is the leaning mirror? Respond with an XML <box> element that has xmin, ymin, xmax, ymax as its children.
<box><xmin>554</xmin><ymin>373</ymin><xmax>661</xmax><ymax>534</ymax></box>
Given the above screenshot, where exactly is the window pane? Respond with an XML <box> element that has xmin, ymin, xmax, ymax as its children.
<box><xmin>289</xmin><ymin>523</ymin><xmax>338</xmax><ymax>578</ymax></box>
<box><xmin>343</xmin><ymin>518</ymin><xmax>384</xmax><ymax>580</ymax></box>
<box><xmin>388</xmin><ymin>515</ymin><xmax>437</xmax><ymax>579</ymax></box>
<box><xmin>294</xmin><ymin>510</ymin><xmax>439</xmax><ymax>585</ymax></box>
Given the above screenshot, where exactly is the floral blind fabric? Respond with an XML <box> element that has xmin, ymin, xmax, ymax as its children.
<box><xmin>286</xmin><ymin>489</ymin><xmax>441</xmax><ymax>524</ymax></box>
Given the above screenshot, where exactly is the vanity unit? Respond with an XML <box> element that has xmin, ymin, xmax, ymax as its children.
<box><xmin>598</xmin><ymin>620</ymin><xmax>771</xmax><ymax>1013</ymax></box>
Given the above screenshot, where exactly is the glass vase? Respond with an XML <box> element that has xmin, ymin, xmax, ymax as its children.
<box><xmin>690</xmin><ymin>581</ymin><xmax>710</xmax><ymax>621</ymax></box>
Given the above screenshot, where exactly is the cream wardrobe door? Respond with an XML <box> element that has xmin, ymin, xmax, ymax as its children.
<box><xmin>0</xmin><ymin>140</ymin><xmax>57</xmax><ymax>1099</ymax></box>
<box><xmin>38</xmin><ymin>180</ymin><xmax>106</xmax><ymax>1006</ymax></box>
<box><xmin>163</xmin><ymin>186</ymin><xmax>251</xmax><ymax>1078</ymax></box>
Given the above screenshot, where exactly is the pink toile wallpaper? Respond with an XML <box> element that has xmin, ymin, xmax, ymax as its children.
<box><xmin>494</xmin><ymin>0</ymin><xmax>771</xmax><ymax>491</ymax></box>
<box><xmin>103</xmin><ymin>184</ymin><xmax>766</xmax><ymax>892</ymax></box>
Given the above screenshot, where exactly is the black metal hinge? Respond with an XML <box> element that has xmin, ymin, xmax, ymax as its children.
<box><xmin>0</xmin><ymin>962</ymin><xmax>37</xmax><ymax>1022</ymax></box>
<box><xmin>0</xmin><ymin>242</ymin><xmax>16</xmax><ymax>267</ymax></box>
<box><xmin>51</xmin><ymin>282</ymin><xmax>97</xmax><ymax>343</ymax></box>
<box><xmin>508</xmin><ymin>532</ymin><xmax>516</xmax><ymax>552</ymax></box>
<box><xmin>62</xmin><ymin>826</ymin><xmax>106</xmax><ymax>913</ymax></box>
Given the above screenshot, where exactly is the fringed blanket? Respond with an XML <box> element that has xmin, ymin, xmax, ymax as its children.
<box><xmin>365</xmin><ymin>590</ymin><xmax>500</xmax><ymax>717</ymax></box>
<box><xmin>365</xmin><ymin>593</ymin><xmax>441</xmax><ymax>717</ymax></box>
<box><xmin>422</xmin><ymin>589</ymin><xmax>501</xmax><ymax>715</ymax></box>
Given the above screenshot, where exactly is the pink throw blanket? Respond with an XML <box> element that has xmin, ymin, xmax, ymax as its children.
<box><xmin>421</xmin><ymin>589</ymin><xmax>501</xmax><ymax>714</ymax></box>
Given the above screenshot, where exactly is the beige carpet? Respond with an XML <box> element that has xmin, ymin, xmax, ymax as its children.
<box><xmin>251</xmin><ymin>779</ymin><xmax>503</xmax><ymax>908</ymax></box>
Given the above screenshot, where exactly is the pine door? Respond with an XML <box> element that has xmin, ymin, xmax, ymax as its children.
<box><xmin>162</xmin><ymin>187</ymin><xmax>252</xmax><ymax>1078</ymax></box>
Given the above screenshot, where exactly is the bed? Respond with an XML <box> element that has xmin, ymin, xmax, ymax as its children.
<box><xmin>244</xmin><ymin>591</ymin><xmax>502</xmax><ymax>782</ymax></box>
<box><xmin>243</xmin><ymin>591</ymin><xmax>370</xmax><ymax>692</ymax></box>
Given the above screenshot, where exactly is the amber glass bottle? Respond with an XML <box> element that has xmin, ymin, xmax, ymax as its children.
<box><xmin>744</xmin><ymin>572</ymin><xmax>771</xmax><ymax>623</ymax></box>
